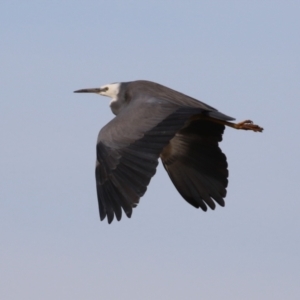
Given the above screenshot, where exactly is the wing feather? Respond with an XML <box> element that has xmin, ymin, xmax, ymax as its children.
<box><xmin>96</xmin><ymin>97</ymin><xmax>205</xmax><ymax>222</ymax></box>
<box><xmin>161</xmin><ymin>119</ymin><xmax>228</xmax><ymax>211</ymax></box>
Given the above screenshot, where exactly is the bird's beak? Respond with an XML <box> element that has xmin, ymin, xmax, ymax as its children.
<box><xmin>74</xmin><ymin>88</ymin><xmax>103</xmax><ymax>94</ymax></box>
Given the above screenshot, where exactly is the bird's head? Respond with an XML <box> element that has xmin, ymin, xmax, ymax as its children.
<box><xmin>74</xmin><ymin>83</ymin><xmax>121</xmax><ymax>100</ymax></box>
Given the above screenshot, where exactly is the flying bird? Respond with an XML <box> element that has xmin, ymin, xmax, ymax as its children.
<box><xmin>74</xmin><ymin>80</ymin><xmax>263</xmax><ymax>223</ymax></box>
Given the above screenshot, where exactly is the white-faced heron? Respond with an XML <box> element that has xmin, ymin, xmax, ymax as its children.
<box><xmin>74</xmin><ymin>80</ymin><xmax>263</xmax><ymax>223</ymax></box>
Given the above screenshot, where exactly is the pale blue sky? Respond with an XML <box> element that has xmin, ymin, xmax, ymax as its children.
<box><xmin>1</xmin><ymin>1</ymin><xmax>300</xmax><ymax>299</ymax></box>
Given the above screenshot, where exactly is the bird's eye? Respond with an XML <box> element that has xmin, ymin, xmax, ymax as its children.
<box><xmin>103</xmin><ymin>87</ymin><xmax>109</xmax><ymax>92</ymax></box>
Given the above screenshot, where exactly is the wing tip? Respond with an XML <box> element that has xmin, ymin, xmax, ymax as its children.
<box><xmin>99</xmin><ymin>207</ymin><xmax>133</xmax><ymax>224</ymax></box>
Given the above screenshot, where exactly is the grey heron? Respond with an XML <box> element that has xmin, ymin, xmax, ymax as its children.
<box><xmin>74</xmin><ymin>80</ymin><xmax>263</xmax><ymax>223</ymax></box>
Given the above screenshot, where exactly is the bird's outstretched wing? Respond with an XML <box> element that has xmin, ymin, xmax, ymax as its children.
<box><xmin>161</xmin><ymin>118</ymin><xmax>228</xmax><ymax>211</ymax></box>
<box><xmin>96</xmin><ymin>96</ymin><xmax>207</xmax><ymax>223</ymax></box>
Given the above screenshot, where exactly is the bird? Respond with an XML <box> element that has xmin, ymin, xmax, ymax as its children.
<box><xmin>74</xmin><ymin>80</ymin><xmax>263</xmax><ymax>223</ymax></box>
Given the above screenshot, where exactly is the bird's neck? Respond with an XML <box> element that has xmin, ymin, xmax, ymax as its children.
<box><xmin>110</xmin><ymin>97</ymin><xmax>126</xmax><ymax>115</ymax></box>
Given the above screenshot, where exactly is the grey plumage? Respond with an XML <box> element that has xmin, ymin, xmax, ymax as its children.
<box><xmin>74</xmin><ymin>80</ymin><xmax>263</xmax><ymax>223</ymax></box>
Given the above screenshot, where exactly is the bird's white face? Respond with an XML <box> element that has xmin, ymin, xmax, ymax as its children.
<box><xmin>99</xmin><ymin>83</ymin><xmax>121</xmax><ymax>100</ymax></box>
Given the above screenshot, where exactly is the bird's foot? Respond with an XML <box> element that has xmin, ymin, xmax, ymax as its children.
<box><xmin>234</xmin><ymin>120</ymin><xmax>263</xmax><ymax>132</ymax></box>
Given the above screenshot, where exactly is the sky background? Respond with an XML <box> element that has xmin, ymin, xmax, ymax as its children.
<box><xmin>1</xmin><ymin>1</ymin><xmax>300</xmax><ymax>299</ymax></box>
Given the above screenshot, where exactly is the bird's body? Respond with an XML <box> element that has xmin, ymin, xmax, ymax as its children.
<box><xmin>74</xmin><ymin>80</ymin><xmax>263</xmax><ymax>223</ymax></box>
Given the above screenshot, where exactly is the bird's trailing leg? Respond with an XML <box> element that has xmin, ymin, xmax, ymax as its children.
<box><xmin>222</xmin><ymin>119</ymin><xmax>263</xmax><ymax>132</ymax></box>
<box><xmin>200</xmin><ymin>116</ymin><xmax>264</xmax><ymax>132</ymax></box>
